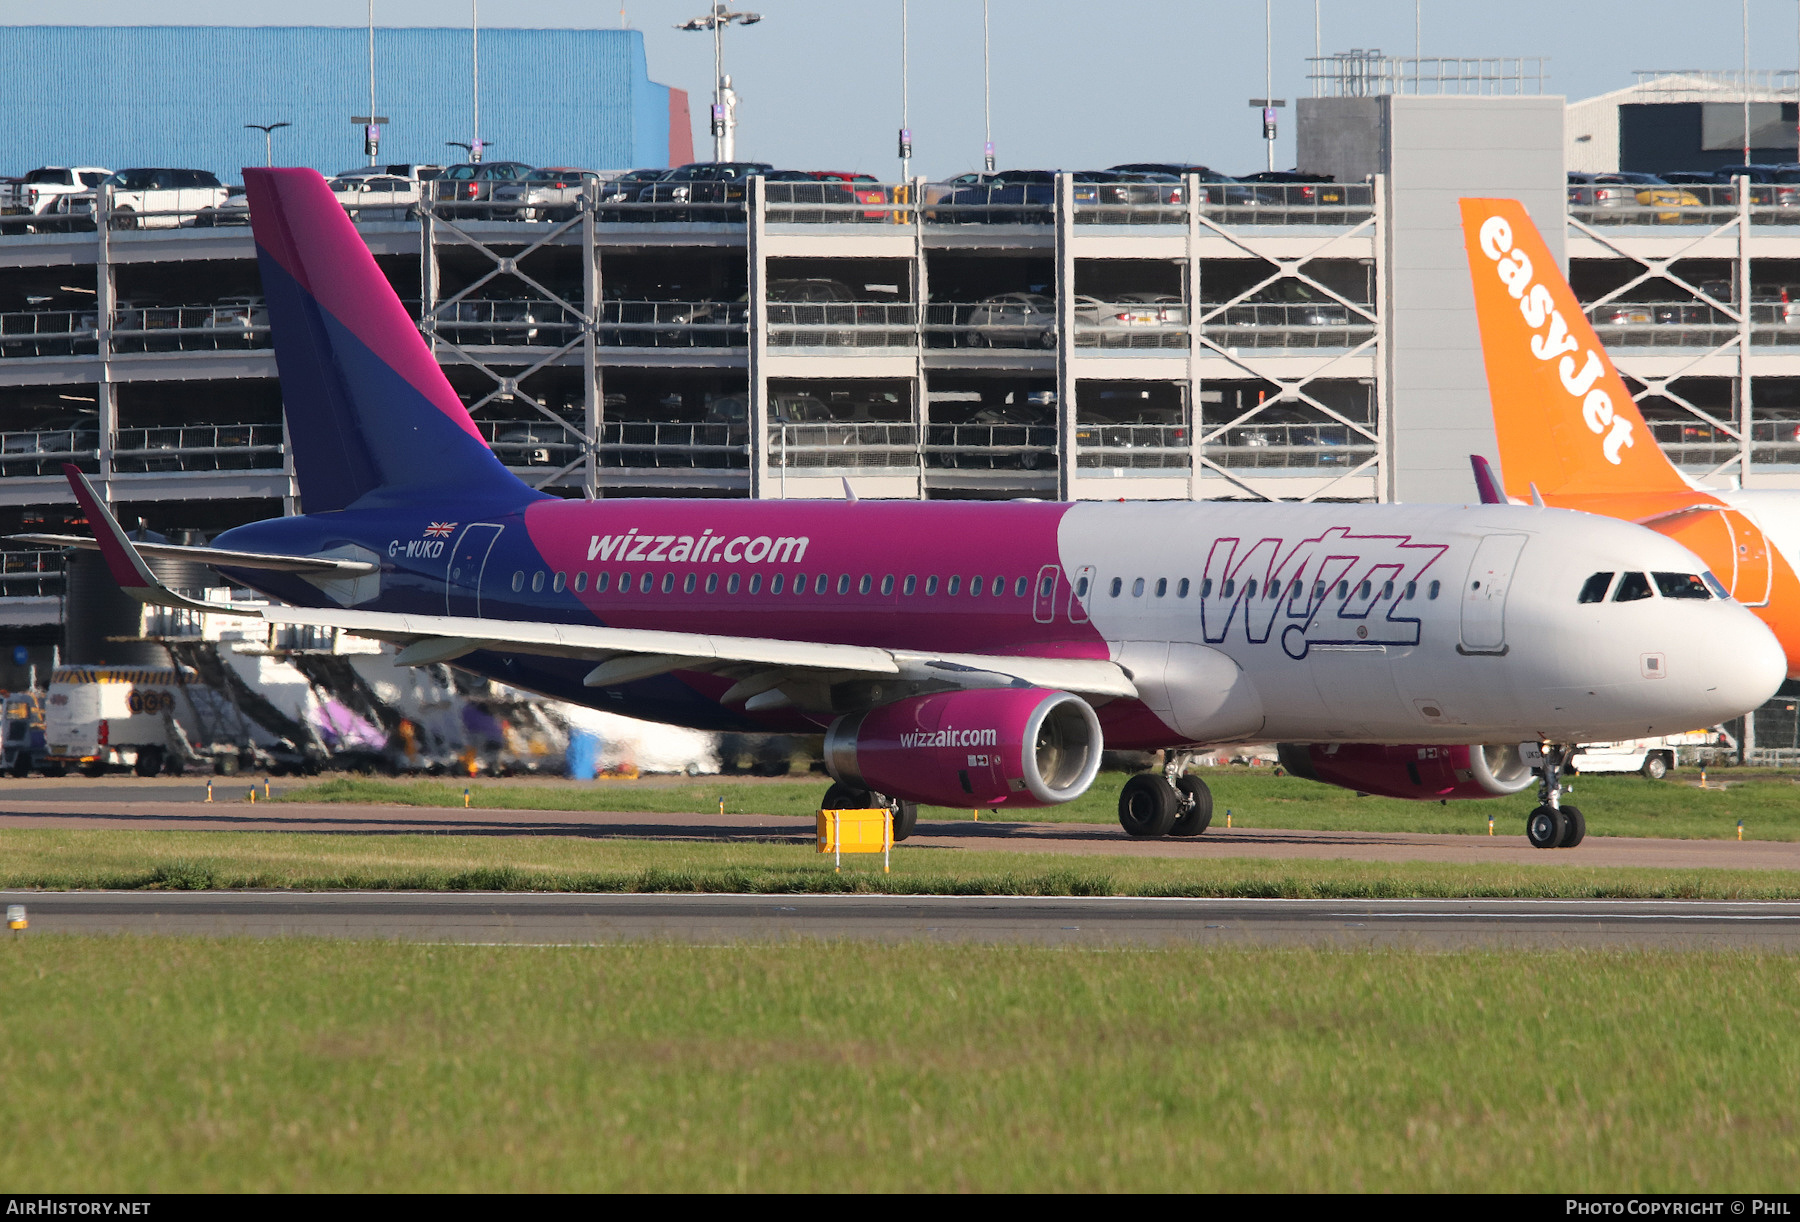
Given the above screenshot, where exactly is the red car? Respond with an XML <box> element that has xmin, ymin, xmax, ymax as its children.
<box><xmin>805</xmin><ymin>171</ymin><xmax>891</xmax><ymax>221</ymax></box>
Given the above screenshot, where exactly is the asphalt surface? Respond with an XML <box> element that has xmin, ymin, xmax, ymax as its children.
<box><xmin>6</xmin><ymin>891</ymin><xmax>1800</xmax><ymax>948</ymax></box>
<box><xmin>1</xmin><ymin>778</ymin><xmax>1797</xmax><ymax>868</ymax></box>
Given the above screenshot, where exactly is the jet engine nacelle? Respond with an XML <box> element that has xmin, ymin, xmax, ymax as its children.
<box><xmin>1275</xmin><ymin>742</ymin><xmax>1536</xmax><ymax>801</ymax></box>
<box><xmin>825</xmin><ymin>688</ymin><xmax>1103</xmax><ymax>810</ymax></box>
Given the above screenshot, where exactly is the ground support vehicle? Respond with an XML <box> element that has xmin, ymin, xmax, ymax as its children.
<box><xmin>0</xmin><ymin>691</ymin><xmax>54</xmax><ymax>776</ymax></box>
<box><xmin>44</xmin><ymin>665</ymin><xmax>201</xmax><ymax>775</ymax></box>
<box><xmin>1570</xmin><ymin>731</ymin><xmax>1721</xmax><ymax>779</ymax></box>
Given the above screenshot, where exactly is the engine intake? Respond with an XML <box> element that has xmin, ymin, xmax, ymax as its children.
<box><xmin>825</xmin><ymin>687</ymin><xmax>1103</xmax><ymax>810</ymax></box>
<box><xmin>1276</xmin><ymin>742</ymin><xmax>1536</xmax><ymax>801</ymax></box>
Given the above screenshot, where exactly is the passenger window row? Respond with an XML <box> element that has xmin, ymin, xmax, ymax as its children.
<box><xmin>1106</xmin><ymin>574</ymin><xmax>1442</xmax><ymax>601</ymax></box>
<box><xmin>509</xmin><ymin>569</ymin><xmax>1053</xmax><ymax>599</ymax></box>
<box><xmin>1577</xmin><ymin>570</ymin><xmax>1723</xmax><ymax>604</ymax></box>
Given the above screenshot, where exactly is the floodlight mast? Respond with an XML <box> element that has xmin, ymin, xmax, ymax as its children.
<box><xmin>678</xmin><ymin>5</ymin><xmax>762</xmax><ymax>162</ymax></box>
<box><xmin>244</xmin><ymin>121</ymin><xmax>292</xmax><ymax>167</ymax></box>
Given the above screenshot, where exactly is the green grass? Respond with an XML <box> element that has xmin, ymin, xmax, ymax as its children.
<box><xmin>1</xmin><ymin>937</ymin><xmax>1796</xmax><ymax>1191</ymax></box>
<box><xmin>278</xmin><ymin>769</ymin><xmax>1800</xmax><ymax>841</ymax></box>
<box><xmin>5</xmin><ymin>828</ymin><xmax>1800</xmax><ymax>899</ymax></box>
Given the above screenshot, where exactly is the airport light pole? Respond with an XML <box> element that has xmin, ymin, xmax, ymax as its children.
<box><xmin>983</xmin><ymin>0</ymin><xmax>994</xmax><ymax>172</ymax></box>
<box><xmin>245</xmin><ymin>122</ymin><xmax>292</xmax><ymax>167</ymax></box>
<box><xmin>678</xmin><ymin>5</ymin><xmax>762</xmax><ymax>163</ymax></box>
<box><xmin>471</xmin><ymin>0</ymin><xmax>483</xmax><ymax>162</ymax></box>
<box><xmin>899</xmin><ymin>0</ymin><xmax>911</xmax><ymax>180</ymax></box>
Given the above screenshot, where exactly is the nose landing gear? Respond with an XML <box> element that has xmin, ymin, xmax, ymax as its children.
<box><xmin>1118</xmin><ymin>753</ymin><xmax>1214</xmax><ymax>839</ymax></box>
<box><xmin>1526</xmin><ymin>743</ymin><xmax>1585</xmax><ymax>849</ymax></box>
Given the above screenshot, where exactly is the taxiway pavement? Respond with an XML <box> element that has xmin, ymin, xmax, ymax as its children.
<box><xmin>5</xmin><ymin>891</ymin><xmax>1800</xmax><ymax>948</ymax></box>
<box><xmin>0</xmin><ymin>781</ymin><xmax>1794</xmax><ymax>869</ymax></box>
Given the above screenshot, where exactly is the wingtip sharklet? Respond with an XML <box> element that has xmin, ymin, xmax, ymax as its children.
<box><xmin>59</xmin><ymin>464</ymin><xmax>238</xmax><ymax>613</ymax></box>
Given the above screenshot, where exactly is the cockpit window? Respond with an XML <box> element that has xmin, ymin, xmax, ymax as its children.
<box><xmin>1613</xmin><ymin>571</ymin><xmax>1653</xmax><ymax>602</ymax></box>
<box><xmin>1578</xmin><ymin>572</ymin><xmax>1614</xmax><ymax>603</ymax></box>
<box><xmin>1653</xmin><ymin>572</ymin><xmax>1712</xmax><ymax>600</ymax></box>
<box><xmin>1702</xmin><ymin>571</ymin><xmax>1731</xmax><ymax>600</ymax></box>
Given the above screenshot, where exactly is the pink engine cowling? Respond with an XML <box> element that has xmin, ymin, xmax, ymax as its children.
<box><xmin>1275</xmin><ymin>742</ymin><xmax>1537</xmax><ymax>801</ymax></box>
<box><xmin>824</xmin><ymin>687</ymin><xmax>1103</xmax><ymax>809</ymax></box>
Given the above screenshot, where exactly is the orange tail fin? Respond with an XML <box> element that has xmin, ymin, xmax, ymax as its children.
<box><xmin>1459</xmin><ymin>198</ymin><xmax>1691</xmax><ymax>500</ymax></box>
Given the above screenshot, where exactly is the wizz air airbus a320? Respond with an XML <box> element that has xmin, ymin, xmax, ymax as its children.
<box><xmin>33</xmin><ymin>169</ymin><xmax>1786</xmax><ymax>850</ymax></box>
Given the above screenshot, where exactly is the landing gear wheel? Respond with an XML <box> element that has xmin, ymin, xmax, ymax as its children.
<box><xmin>888</xmin><ymin>799</ymin><xmax>918</xmax><ymax>842</ymax></box>
<box><xmin>1169</xmin><ymin>775</ymin><xmax>1214</xmax><ymax>837</ymax></box>
<box><xmin>1119</xmin><ymin>773</ymin><xmax>1178</xmax><ymax>838</ymax></box>
<box><xmin>1526</xmin><ymin>804</ymin><xmax>1566</xmax><ymax>850</ymax></box>
<box><xmin>820</xmin><ymin>781</ymin><xmax>870</xmax><ymax>811</ymax></box>
<box><xmin>1641</xmin><ymin>754</ymin><xmax>1668</xmax><ymax>781</ymax></box>
<box><xmin>820</xmin><ymin>783</ymin><xmax>915</xmax><ymax>841</ymax></box>
<box><xmin>1557</xmin><ymin>805</ymin><xmax>1586</xmax><ymax>848</ymax></box>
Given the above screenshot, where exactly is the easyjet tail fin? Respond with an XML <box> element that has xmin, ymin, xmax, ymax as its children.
<box><xmin>243</xmin><ymin>168</ymin><xmax>542</xmax><ymax>512</ymax></box>
<box><xmin>1459</xmin><ymin>199</ymin><xmax>1693</xmax><ymax>500</ymax></box>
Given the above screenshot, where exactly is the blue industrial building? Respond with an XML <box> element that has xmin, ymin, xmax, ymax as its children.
<box><xmin>0</xmin><ymin>26</ymin><xmax>692</xmax><ymax>180</ymax></box>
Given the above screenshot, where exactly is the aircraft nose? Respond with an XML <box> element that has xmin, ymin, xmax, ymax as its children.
<box><xmin>1689</xmin><ymin>604</ymin><xmax>1786</xmax><ymax>723</ymax></box>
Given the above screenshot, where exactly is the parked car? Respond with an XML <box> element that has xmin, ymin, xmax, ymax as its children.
<box><xmin>432</xmin><ymin>162</ymin><xmax>534</xmax><ymax>216</ymax></box>
<box><xmin>1236</xmin><ymin>169</ymin><xmax>1347</xmax><ymax>206</ymax></box>
<box><xmin>334</xmin><ymin>163</ymin><xmax>442</xmax><ymax>183</ymax></box>
<box><xmin>492</xmin><ymin>421</ymin><xmax>580</xmax><ymax>466</ymax></box>
<box><xmin>492</xmin><ymin>167</ymin><xmax>600</xmax><ymax>221</ymax></box>
<box><xmin>596</xmin><ymin>168</ymin><xmax>673</xmax><ymax>218</ymax></box>
<box><xmin>329</xmin><ymin>174</ymin><xmax>420</xmax><ymax>222</ymax></box>
<box><xmin>961</xmin><ymin>291</ymin><xmax>1057</xmax><ymax>347</ymax></box>
<box><xmin>805</xmin><ymin>170</ymin><xmax>890</xmax><ymax>220</ymax></box>
<box><xmin>927</xmin><ymin>401</ymin><xmax>1055</xmax><ymax>470</ymax></box>
<box><xmin>1107</xmin><ymin>163</ymin><xmax>1257</xmax><ymax>206</ymax></box>
<box><xmin>940</xmin><ymin>170</ymin><xmax>1180</xmax><ymax>224</ymax></box>
<box><xmin>203</xmin><ymin>296</ymin><xmax>268</xmax><ymax>348</ymax></box>
<box><xmin>635</xmin><ymin>162</ymin><xmax>773</xmax><ymax>221</ymax></box>
<box><xmin>1073</xmin><ymin>293</ymin><xmax>1187</xmax><ymax>346</ymax></box>
<box><xmin>59</xmin><ymin>168</ymin><xmax>231</xmax><ymax>230</ymax></box>
<box><xmin>2</xmin><ymin>166</ymin><xmax>110</xmax><ymax>230</ymax></box>
<box><xmin>1567</xmin><ymin>171</ymin><xmax>1703</xmax><ymax>222</ymax></box>
<box><xmin>923</xmin><ymin>171</ymin><xmax>999</xmax><ymax>219</ymax></box>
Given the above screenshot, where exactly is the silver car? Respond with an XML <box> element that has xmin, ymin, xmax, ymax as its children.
<box><xmin>329</xmin><ymin>175</ymin><xmax>420</xmax><ymax>222</ymax></box>
<box><xmin>491</xmin><ymin>168</ymin><xmax>600</xmax><ymax>222</ymax></box>
<box><xmin>961</xmin><ymin>291</ymin><xmax>1056</xmax><ymax>348</ymax></box>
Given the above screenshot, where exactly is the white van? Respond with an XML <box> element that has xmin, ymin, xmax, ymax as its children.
<box><xmin>43</xmin><ymin>665</ymin><xmax>198</xmax><ymax>776</ymax></box>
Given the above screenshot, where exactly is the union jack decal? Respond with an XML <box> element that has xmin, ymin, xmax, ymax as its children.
<box><xmin>424</xmin><ymin>522</ymin><xmax>457</xmax><ymax>538</ymax></box>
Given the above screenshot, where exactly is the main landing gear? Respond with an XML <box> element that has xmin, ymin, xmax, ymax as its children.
<box><xmin>821</xmin><ymin>781</ymin><xmax>918</xmax><ymax>842</ymax></box>
<box><xmin>1118</xmin><ymin>753</ymin><xmax>1214</xmax><ymax>839</ymax></box>
<box><xmin>1525</xmin><ymin>743</ymin><xmax>1585</xmax><ymax>850</ymax></box>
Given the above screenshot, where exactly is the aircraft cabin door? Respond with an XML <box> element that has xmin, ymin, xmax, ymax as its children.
<box><xmin>1725</xmin><ymin>510</ymin><xmax>1773</xmax><ymax>607</ymax></box>
<box><xmin>445</xmin><ymin>524</ymin><xmax>504</xmax><ymax>618</ymax></box>
<box><xmin>1459</xmin><ymin>533</ymin><xmax>1527</xmax><ymax>655</ymax></box>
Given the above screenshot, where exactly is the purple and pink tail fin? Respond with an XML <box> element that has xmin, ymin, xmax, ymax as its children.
<box><xmin>1470</xmin><ymin>454</ymin><xmax>1505</xmax><ymax>505</ymax></box>
<box><xmin>243</xmin><ymin>168</ymin><xmax>541</xmax><ymax>512</ymax></box>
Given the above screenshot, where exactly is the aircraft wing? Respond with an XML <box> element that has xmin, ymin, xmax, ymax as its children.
<box><xmin>54</xmin><ymin>464</ymin><xmax>1136</xmax><ymax>705</ymax></box>
<box><xmin>6</xmin><ymin>533</ymin><xmax>378</xmax><ymax>576</ymax></box>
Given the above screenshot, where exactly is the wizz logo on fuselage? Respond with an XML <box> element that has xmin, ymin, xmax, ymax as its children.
<box><xmin>1200</xmin><ymin>527</ymin><xmax>1449</xmax><ymax>659</ymax></box>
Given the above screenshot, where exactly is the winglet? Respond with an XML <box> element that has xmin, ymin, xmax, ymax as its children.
<box><xmin>1469</xmin><ymin>455</ymin><xmax>1505</xmax><ymax>505</ymax></box>
<box><xmin>60</xmin><ymin>464</ymin><xmax>225</xmax><ymax>612</ymax></box>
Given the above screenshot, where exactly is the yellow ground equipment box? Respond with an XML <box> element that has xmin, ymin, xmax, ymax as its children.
<box><xmin>817</xmin><ymin>807</ymin><xmax>892</xmax><ymax>873</ymax></box>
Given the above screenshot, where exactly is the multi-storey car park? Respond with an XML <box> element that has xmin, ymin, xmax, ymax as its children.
<box><xmin>5</xmin><ymin>59</ymin><xmax>1800</xmax><ymax>754</ymax></box>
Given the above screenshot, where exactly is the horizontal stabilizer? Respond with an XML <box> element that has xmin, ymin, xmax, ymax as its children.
<box><xmin>8</xmin><ymin>533</ymin><xmax>377</xmax><ymax>576</ymax></box>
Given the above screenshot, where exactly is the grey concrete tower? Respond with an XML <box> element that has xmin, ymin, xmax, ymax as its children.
<box><xmin>1300</xmin><ymin>95</ymin><xmax>1566</xmax><ymax>503</ymax></box>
